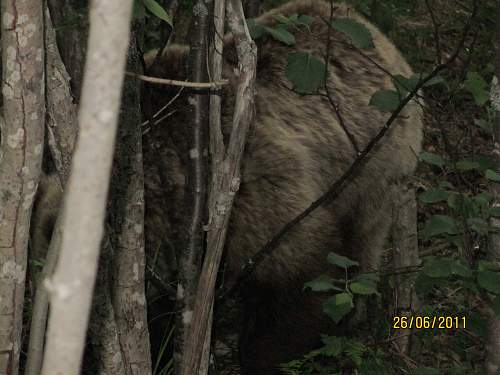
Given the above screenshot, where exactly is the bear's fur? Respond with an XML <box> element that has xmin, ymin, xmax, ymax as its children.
<box><xmin>143</xmin><ymin>0</ymin><xmax>423</xmax><ymax>373</ymax></box>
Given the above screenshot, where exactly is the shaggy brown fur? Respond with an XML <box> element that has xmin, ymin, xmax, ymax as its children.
<box><xmin>143</xmin><ymin>0</ymin><xmax>422</xmax><ymax>373</ymax></box>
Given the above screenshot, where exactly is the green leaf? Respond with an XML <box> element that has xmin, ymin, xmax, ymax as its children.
<box><xmin>421</xmin><ymin>215</ymin><xmax>458</xmax><ymax>238</ymax></box>
<box><xmin>451</xmin><ymin>260</ymin><xmax>473</xmax><ymax>278</ymax></box>
<box><xmin>463</xmin><ymin>71</ymin><xmax>489</xmax><ymax>106</ymax></box>
<box><xmin>304</xmin><ymin>274</ymin><xmax>341</xmax><ymax>292</ymax></box>
<box><xmin>297</xmin><ymin>14</ymin><xmax>315</xmax><ymax>26</ymax></box>
<box><xmin>489</xmin><ymin>207</ymin><xmax>500</xmax><ymax>218</ymax></box>
<box><xmin>422</xmin><ymin>257</ymin><xmax>452</xmax><ymax>278</ymax></box>
<box><xmin>264</xmin><ymin>26</ymin><xmax>296</xmax><ymax>45</ymax></box>
<box><xmin>455</xmin><ymin>160</ymin><xmax>480</xmax><ymax>171</ymax></box>
<box><xmin>420</xmin><ymin>152</ymin><xmax>445</xmax><ymax>167</ymax></box>
<box><xmin>478</xmin><ymin>270</ymin><xmax>500</xmax><ymax>294</ymax></box>
<box><xmin>327</xmin><ymin>252</ymin><xmax>359</xmax><ymax>268</ymax></box>
<box><xmin>491</xmin><ymin>296</ymin><xmax>500</xmax><ymax>316</ymax></box>
<box><xmin>467</xmin><ymin>217</ymin><xmax>490</xmax><ymax>235</ymax></box>
<box><xmin>247</xmin><ymin>19</ymin><xmax>266</xmax><ymax>39</ymax></box>
<box><xmin>320</xmin><ymin>335</ymin><xmax>342</xmax><ymax>357</ymax></box>
<box><xmin>133</xmin><ymin>0</ymin><xmax>146</xmax><ymax>19</ymax></box>
<box><xmin>418</xmin><ymin>188</ymin><xmax>448</xmax><ymax>204</ymax></box>
<box><xmin>323</xmin><ymin>293</ymin><xmax>353</xmax><ymax>323</ymax></box>
<box><xmin>331</xmin><ymin>18</ymin><xmax>374</xmax><ymax>49</ymax></box>
<box><xmin>142</xmin><ymin>0</ymin><xmax>172</xmax><ymax>25</ymax></box>
<box><xmin>422</xmin><ymin>74</ymin><xmax>445</xmax><ymax>87</ymax></box>
<box><xmin>486</xmin><ymin>169</ymin><xmax>500</xmax><ymax>182</ymax></box>
<box><xmin>349</xmin><ymin>279</ymin><xmax>377</xmax><ymax>295</ymax></box>
<box><xmin>369</xmin><ymin>89</ymin><xmax>400</xmax><ymax>112</ymax></box>
<box><xmin>285</xmin><ymin>52</ymin><xmax>326</xmax><ymax>94</ymax></box>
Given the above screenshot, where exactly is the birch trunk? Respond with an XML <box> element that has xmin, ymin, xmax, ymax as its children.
<box><xmin>40</xmin><ymin>1</ymin><xmax>133</xmax><ymax>374</ymax></box>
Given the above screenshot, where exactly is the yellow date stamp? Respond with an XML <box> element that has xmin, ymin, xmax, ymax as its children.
<box><xmin>392</xmin><ymin>316</ymin><xmax>466</xmax><ymax>330</ymax></box>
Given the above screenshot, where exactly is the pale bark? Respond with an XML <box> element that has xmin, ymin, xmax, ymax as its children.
<box><xmin>486</xmin><ymin>2</ymin><xmax>500</xmax><ymax>373</ymax></box>
<box><xmin>391</xmin><ymin>181</ymin><xmax>420</xmax><ymax>355</ymax></box>
<box><xmin>40</xmin><ymin>1</ymin><xmax>133</xmax><ymax>374</ymax></box>
<box><xmin>0</xmin><ymin>1</ymin><xmax>45</xmax><ymax>373</ymax></box>
<box><xmin>179</xmin><ymin>0</ymin><xmax>257</xmax><ymax>372</ymax></box>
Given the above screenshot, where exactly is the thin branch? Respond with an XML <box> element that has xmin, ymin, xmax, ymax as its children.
<box><xmin>125</xmin><ymin>71</ymin><xmax>228</xmax><ymax>88</ymax></box>
<box><xmin>424</xmin><ymin>0</ymin><xmax>442</xmax><ymax>64</ymax></box>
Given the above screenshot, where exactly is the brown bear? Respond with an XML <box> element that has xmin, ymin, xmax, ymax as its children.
<box><xmin>142</xmin><ymin>0</ymin><xmax>423</xmax><ymax>373</ymax></box>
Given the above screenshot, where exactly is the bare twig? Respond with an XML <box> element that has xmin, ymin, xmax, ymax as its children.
<box><xmin>126</xmin><ymin>71</ymin><xmax>228</xmax><ymax>88</ymax></box>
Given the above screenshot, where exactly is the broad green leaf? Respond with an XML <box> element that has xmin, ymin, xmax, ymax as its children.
<box><xmin>247</xmin><ymin>19</ymin><xmax>266</xmax><ymax>39</ymax></box>
<box><xmin>323</xmin><ymin>293</ymin><xmax>353</xmax><ymax>323</ymax></box>
<box><xmin>455</xmin><ymin>160</ymin><xmax>480</xmax><ymax>171</ymax></box>
<box><xmin>369</xmin><ymin>89</ymin><xmax>400</xmax><ymax>112</ymax></box>
<box><xmin>265</xmin><ymin>26</ymin><xmax>296</xmax><ymax>45</ymax></box>
<box><xmin>486</xmin><ymin>169</ymin><xmax>500</xmax><ymax>182</ymax></box>
<box><xmin>142</xmin><ymin>0</ymin><xmax>172</xmax><ymax>25</ymax></box>
<box><xmin>327</xmin><ymin>252</ymin><xmax>359</xmax><ymax>268</ymax></box>
<box><xmin>491</xmin><ymin>296</ymin><xmax>500</xmax><ymax>316</ymax></box>
<box><xmin>285</xmin><ymin>52</ymin><xmax>326</xmax><ymax>94</ymax></box>
<box><xmin>349</xmin><ymin>279</ymin><xmax>377</xmax><ymax>295</ymax></box>
<box><xmin>451</xmin><ymin>260</ymin><xmax>473</xmax><ymax>278</ymax></box>
<box><xmin>467</xmin><ymin>217</ymin><xmax>489</xmax><ymax>235</ymax></box>
<box><xmin>133</xmin><ymin>0</ymin><xmax>146</xmax><ymax>19</ymax></box>
<box><xmin>422</xmin><ymin>74</ymin><xmax>445</xmax><ymax>87</ymax></box>
<box><xmin>418</xmin><ymin>188</ymin><xmax>448</xmax><ymax>204</ymax></box>
<box><xmin>478</xmin><ymin>270</ymin><xmax>500</xmax><ymax>294</ymax></box>
<box><xmin>297</xmin><ymin>14</ymin><xmax>315</xmax><ymax>26</ymax></box>
<box><xmin>421</xmin><ymin>215</ymin><xmax>458</xmax><ymax>238</ymax></box>
<box><xmin>304</xmin><ymin>274</ymin><xmax>341</xmax><ymax>292</ymax></box>
<box><xmin>463</xmin><ymin>71</ymin><xmax>489</xmax><ymax>106</ymax></box>
<box><xmin>420</xmin><ymin>152</ymin><xmax>445</xmax><ymax>167</ymax></box>
<box><xmin>422</xmin><ymin>257</ymin><xmax>452</xmax><ymax>278</ymax></box>
<box><xmin>331</xmin><ymin>18</ymin><xmax>374</xmax><ymax>49</ymax></box>
<box><xmin>489</xmin><ymin>207</ymin><xmax>500</xmax><ymax>217</ymax></box>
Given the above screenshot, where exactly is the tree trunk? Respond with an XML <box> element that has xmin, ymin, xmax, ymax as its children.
<box><xmin>40</xmin><ymin>1</ymin><xmax>133</xmax><ymax>374</ymax></box>
<box><xmin>0</xmin><ymin>1</ymin><xmax>45</xmax><ymax>373</ymax></box>
<box><xmin>107</xmin><ymin>21</ymin><xmax>152</xmax><ymax>375</ymax></box>
<box><xmin>24</xmin><ymin>7</ymin><xmax>79</xmax><ymax>375</ymax></box>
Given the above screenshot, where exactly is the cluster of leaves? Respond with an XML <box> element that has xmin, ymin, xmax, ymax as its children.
<box><xmin>280</xmin><ymin>334</ymin><xmax>389</xmax><ymax>375</ymax></box>
<box><xmin>304</xmin><ymin>252</ymin><xmax>379</xmax><ymax>324</ymax></box>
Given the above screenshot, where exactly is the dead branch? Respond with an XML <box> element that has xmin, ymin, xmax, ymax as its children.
<box><xmin>180</xmin><ymin>0</ymin><xmax>257</xmax><ymax>373</ymax></box>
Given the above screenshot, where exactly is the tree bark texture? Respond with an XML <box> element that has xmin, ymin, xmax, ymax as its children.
<box><xmin>40</xmin><ymin>1</ymin><xmax>133</xmax><ymax>374</ymax></box>
<box><xmin>391</xmin><ymin>181</ymin><xmax>420</xmax><ymax>355</ymax></box>
<box><xmin>0</xmin><ymin>1</ymin><xmax>45</xmax><ymax>373</ymax></box>
<box><xmin>175</xmin><ymin>0</ymin><xmax>210</xmax><ymax>372</ymax></box>
<box><xmin>47</xmin><ymin>0</ymin><xmax>89</xmax><ymax>101</ymax></box>
<box><xmin>107</xmin><ymin>21</ymin><xmax>152</xmax><ymax>375</ymax></box>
